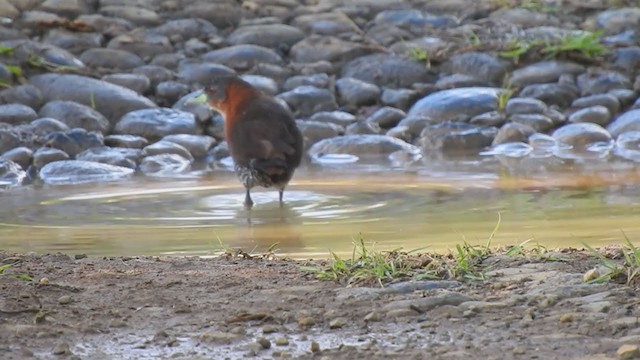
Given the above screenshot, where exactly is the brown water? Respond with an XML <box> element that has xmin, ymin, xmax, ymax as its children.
<box><xmin>2</xmin><ymin>163</ymin><xmax>640</xmax><ymax>258</ymax></box>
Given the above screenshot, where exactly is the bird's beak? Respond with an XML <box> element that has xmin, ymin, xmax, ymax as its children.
<box><xmin>186</xmin><ymin>91</ymin><xmax>208</xmax><ymax>105</ymax></box>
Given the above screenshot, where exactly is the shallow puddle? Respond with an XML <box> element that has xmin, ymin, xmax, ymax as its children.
<box><xmin>1</xmin><ymin>161</ymin><xmax>640</xmax><ymax>258</ymax></box>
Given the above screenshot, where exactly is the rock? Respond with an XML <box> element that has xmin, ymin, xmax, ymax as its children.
<box><xmin>470</xmin><ymin>111</ymin><xmax>507</xmax><ymax>127</ymax></box>
<box><xmin>380</xmin><ymin>88</ymin><xmax>419</xmax><ymax>110</ymax></box>
<box><xmin>107</xmin><ymin>29</ymin><xmax>173</xmax><ymax>59</ymax></box>
<box><xmin>7</xmin><ymin>39</ymin><xmax>84</xmax><ymax>69</ymax></box>
<box><xmin>382</xmin><ymin>292</ymin><xmax>474</xmax><ymax>313</ymax></box>
<box><xmin>102</xmin><ymin>73</ymin><xmax>151</xmax><ymax>95</ymax></box>
<box><xmin>38</xmin><ymin>100</ymin><xmax>110</xmax><ymax>133</ymax></box>
<box><xmin>613</xmin><ymin>47</ymin><xmax>640</xmax><ymax>73</ymax></box>
<box><xmin>482</xmin><ymin>142</ymin><xmax>533</xmax><ymax>158</ymax></box>
<box><xmin>335</xmin><ymin>78</ymin><xmax>380</xmax><ymax>107</ymax></box>
<box><xmin>293</xmin><ymin>12</ymin><xmax>359</xmax><ymax>36</ymax></box>
<box><xmin>519</xmin><ymin>83</ymin><xmax>579</xmax><ymax>108</ymax></box>
<box><xmin>1</xmin><ymin>147</ymin><xmax>32</xmax><ymax>169</ymax></box>
<box><xmin>161</xmin><ymin>134</ymin><xmax>215</xmax><ymax>158</ymax></box>
<box><xmin>39</xmin><ymin>160</ymin><xmax>134</xmax><ymax>185</ymax></box>
<box><xmin>181</xmin><ymin>2</ymin><xmax>241</xmax><ymax>29</ymax></box>
<box><xmin>240</xmin><ymin>74</ymin><xmax>279</xmax><ymax>96</ymax></box>
<box><xmin>104</xmin><ymin>134</ymin><xmax>148</xmax><ymax>149</ymax></box>
<box><xmin>552</xmin><ymin>123</ymin><xmax>612</xmax><ymax>149</ymax></box>
<box><xmin>342</xmin><ymin>54</ymin><xmax>434</xmax><ymax>88</ymax></box>
<box><xmin>75</xmin><ymin>14</ymin><xmax>134</xmax><ymax>37</ymax></box>
<box><xmin>568</xmin><ymin>106</ymin><xmax>612</xmax><ymax>126</ymax></box>
<box><xmin>176</xmin><ymin>62</ymin><xmax>235</xmax><ymax>86</ymax></box>
<box><xmin>30</xmin><ymin>74</ymin><xmax>157</xmax><ymax>124</ymax></box>
<box><xmin>139</xmin><ymin>154</ymin><xmax>191</xmax><ymax>176</ymax></box>
<box><xmin>201</xmin><ymin>45</ymin><xmax>283</xmax><ymax>70</ymax></box>
<box><xmin>33</xmin><ymin>147</ymin><xmax>69</xmax><ymax>169</ymax></box>
<box><xmin>142</xmin><ymin>140</ymin><xmax>194</xmax><ymax>162</ymax></box>
<box><xmin>275</xmin><ymin>338</ymin><xmax>289</xmax><ymax>346</ymax></box>
<box><xmin>0</xmin><ymin>129</ymin><xmax>20</xmax><ymax>154</ymax></box>
<box><xmin>505</xmin><ymin>97</ymin><xmax>548</xmax><ymax>115</ymax></box>
<box><xmin>156</xmin><ymin>81</ymin><xmax>190</xmax><ymax>106</ymax></box>
<box><xmin>152</xmin><ymin>18</ymin><xmax>218</xmax><ymax>40</ymax></box>
<box><xmin>510</xmin><ymin>61</ymin><xmax>584</xmax><ymax>88</ymax></box>
<box><xmin>329</xmin><ymin>317</ymin><xmax>347</xmax><ymax>329</ymax></box>
<box><xmin>114</xmin><ymin>108</ymin><xmax>198</xmax><ymax>141</ymax></box>
<box><xmin>57</xmin><ymin>295</ymin><xmax>72</xmax><ymax>305</ymax></box>
<box><xmin>308</xmin><ymin>134</ymin><xmax>421</xmax><ymax>163</ymax></box>
<box><xmin>228</xmin><ymin>24</ymin><xmax>304</xmax><ymax>49</ymax></box>
<box><xmin>277</xmin><ymin>86</ymin><xmax>337</xmax><ymax>117</ymax></box>
<box><xmin>52</xmin><ymin>342</ymin><xmax>71</xmax><ymax>356</ymax></box>
<box><xmin>595</xmin><ymin>8</ymin><xmax>640</xmax><ymax>34</ymax></box>
<box><xmin>309</xmin><ymin>111</ymin><xmax>356</xmax><ymax>127</ymax></box>
<box><xmin>198</xmin><ymin>331</ymin><xmax>240</xmax><ymax>344</ymax></box>
<box><xmin>0</xmin><ymin>104</ymin><xmax>38</xmax><ymax>125</ymax></box>
<box><xmin>607</xmin><ymin>109</ymin><xmax>640</xmax><ymax>138</ymax></box>
<box><xmin>75</xmin><ymin>146</ymin><xmax>140</xmax><ymax>169</ymax></box>
<box><xmin>79</xmin><ymin>48</ymin><xmax>143</xmax><ymax>70</ymax></box>
<box><xmin>420</xmin><ymin>122</ymin><xmax>496</xmax><ymax>154</ymax></box>
<box><xmin>396</xmin><ymin>115</ymin><xmax>433</xmax><ymax>138</ymax></box>
<box><xmin>386</xmin><ymin>280</ymin><xmax>462</xmax><ymax>293</ymax></box>
<box><xmin>493</xmin><ymin>122</ymin><xmax>536</xmax><ymax>146</ymax></box>
<box><xmin>133</xmin><ymin>65</ymin><xmax>174</xmax><ymax>89</ymax></box>
<box><xmin>577</xmin><ymin>71</ymin><xmax>632</xmax><ymax>96</ymax></box>
<box><xmin>289</xmin><ymin>36</ymin><xmax>371</xmax><ymax>64</ymax></box>
<box><xmin>0</xmin><ymin>84</ymin><xmax>44</xmax><ymax>110</ymax></box>
<box><xmin>442</xmin><ymin>52</ymin><xmax>510</xmax><ymax>85</ymax></box>
<box><xmin>617</xmin><ymin>344</ymin><xmax>640</xmax><ymax>359</ymax></box>
<box><xmin>408</xmin><ymin>87</ymin><xmax>501</xmax><ymax>123</ymax></box>
<box><xmin>283</xmin><ymin>73</ymin><xmax>330</xmax><ymax>91</ymax></box>
<box><xmin>100</xmin><ymin>5</ymin><xmax>161</xmax><ymax>26</ymax></box>
<box><xmin>0</xmin><ymin>159</ymin><xmax>26</xmax><ymax>187</ymax></box>
<box><xmin>490</xmin><ymin>7</ymin><xmax>560</xmax><ymax>28</ymax></box>
<box><xmin>44</xmin><ymin>128</ymin><xmax>103</xmax><ymax>157</ymax></box>
<box><xmin>296</xmin><ymin>120</ymin><xmax>343</xmax><ymax>149</ymax></box>
<box><xmin>0</xmin><ymin>0</ymin><xmax>18</xmax><ymax>19</ymax></box>
<box><xmin>310</xmin><ymin>341</ymin><xmax>320</xmax><ymax>353</ymax></box>
<box><xmin>345</xmin><ymin>121</ymin><xmax>381</xmax><ymax>135</ymax></box>
<box><xmin>366</xmin><ymin>107</ymin><xmax>406</xmax><ymax>129</ymax></box>
<box><xmin>614</xmin><ymin>131</ymin><xmax>640</xmax><ymax>162</ymax></box>
<box><xmin>509</xmin><ymin>113</ymin><xmax>555</xmax><ymax>132</ymax></box>
<box><xmin>572</xmin><ymin>94</ymin><xmax>621</xmax><ymax>115</ymax></box>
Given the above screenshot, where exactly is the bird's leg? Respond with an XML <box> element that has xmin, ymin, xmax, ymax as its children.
<box><xmin>244</xmin><ymin>188</ymin><xmax>254</xmax><ymax>209</ymax></box>
<box><xmin>278</xmin><ymin>189</ymin><xmax>284</xmax><ymax>208</ymax></box>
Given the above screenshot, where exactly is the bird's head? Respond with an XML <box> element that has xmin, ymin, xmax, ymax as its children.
<box><xmin>187</xmin><ymin>75</ymin><xmax>255</xmax><ymax>116</ymax></box>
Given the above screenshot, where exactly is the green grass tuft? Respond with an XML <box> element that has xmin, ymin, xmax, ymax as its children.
<box><xmin>0</xmin><ymin>263</ymin><xmax>33</xmax><ymax>282</ymax></box>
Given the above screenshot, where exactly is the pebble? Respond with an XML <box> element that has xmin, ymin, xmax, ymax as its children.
<box><xmin>52</xmin><ymin>342</ymin><xmax>71</xmax><ymax>355</ymax></box>
<box><xmin>329</xmin><ymin>317</ymin><xmax>347</xmax><ymax>329</ymax></box>
<box><xmin>57</xmin><ymin>295</ymin><xmax>72</xmax><ymax>305</ymax></box>
<box><xmin>256</xmin><ymin>337</ymin><xmax>271</xmax><ymax>350</ymax></box>
<box><xmin>275</xmin><ymin>338</ymin><xmax>289</xmax><ymax>346</ymax></box>
<box><xmin>310</xmin><ymin>341</ymin><xmax>321</xmax><ymax>353</ymax></box>
<box><xmin>617</xmin><ymin>344</ymin><xmax>640</xmax><ymax>360</ymax></box>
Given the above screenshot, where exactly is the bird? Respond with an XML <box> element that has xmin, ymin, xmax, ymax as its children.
<box><xmin>189</xmin><ymin>75</ymin><xmax>303</xmax><ymax>209</ymax></box>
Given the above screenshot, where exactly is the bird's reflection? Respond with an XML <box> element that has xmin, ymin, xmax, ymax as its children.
<box><xmin>231</xmin><ymin>203</ymin><xmax>304</xmax><ymax>253</ymax></box>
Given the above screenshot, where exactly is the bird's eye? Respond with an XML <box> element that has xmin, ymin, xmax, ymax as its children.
<box><xmin>205</xmin><ymin>87</ymin><xmax>216</xmax><ymax>96</ymax></box>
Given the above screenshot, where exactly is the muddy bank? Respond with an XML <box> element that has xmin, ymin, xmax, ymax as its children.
<box><xmin>1</xmin><ymin>248</ymin><xmax>639</xmax><ymax>359</ymax></box>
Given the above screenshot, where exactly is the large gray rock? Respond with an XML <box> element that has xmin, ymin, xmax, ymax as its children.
<box><xmin>201</xmin><ymin>45</ymin><xmax>283</xmax><ymax>70</ymax></box>
<box><xmin>39</xmin><ymin>160</ymin><xmax>134</xmax><ymax>185</ymax></box>
<box><xmin>442</xmin><ymin>52</ymin><xmax>510</xmax><ymax>85</ymax></box>
<box><xmin>552</xmin><ymin>123</ymin><xmax>612</xmax><ymax>148</ymax></box>
<box><xmin>79</xmin><ymin>48</ymin><xmax>144</xmax><ymax>70</ymax></box>
<box><xmin>75</xmin><ymin>146</ymin><xmax>141</xmax><ymax>169</ymax></box>
<box><xmin>419</xmin><ymin>122</ymin><xmax>497</xmax><ymax>154</ymax></box>
<box><xmin>0</xmin><ymin>159</ymin><xmax>26</xmax><ymax>187</ymax></box>
<box><xmin>0</xmin><ymin>104</ymin><xmax>38</xmax><ymax>124</ymax></box>
<box><xmin>44</xmin><ymin>128</ymin><xmax>104</xmax><ymax>157</ymax></box>
<box><xmin>308</xmin><ymin>134</ymin><xmax>420</xmax><ymax>161</ymax></box>
<box><xmin>335</xmin><ymin>77</ymin><xmax>381</xmax><ymax>107</ymax></box>
<box><xmin>33</xmin><ymin>147</ymin><xmax>70</xmax><ymax>169</ymax></box>
<box><xmin>594</xmin><ymin>8</ymin><xmax>640</xmax><ymax>34</ymax></box>
<box><xmin>38</xmin><ymin>100</ymin><xmax>111</xmax><ymax>133</ymax></box>
<box><xmin>142</xmin><ymin>140</ymin><xmax>194</xmax><ymax>162</ymax></box>
<box><xmin>140</xmin><ymin>154</ymin><xmax>191</xmax><ymax>176</ymax></box>
<box><xmin>277</xmin><ymin>86</ymin><xmax>337</xmax><ymax>117</ymax></box>
<box><xmin>29</xmin><ymin>74</ymin><xmax>157</xmax><ymax>124</ymax></box>
<box><xmin>1</xmin><ymin>146</ymin><xmax>32</xmax><ymax>170</ymax></box>
<box><xmin>228</xmin><ymin>24</ymin><xmax>304</xmax><ymax>49</ymax></box>
<box><xmin>510</xmin><ymin>61</ymin><xmax>584</xmax><ymax>88</ymax></box>
<box><xmin>342</xmin><ymin>54</ymin><xmax>434</xmax><ymax>88</ymax></box>
<box><xmin>408</xmin><ymin>87</ymin><xmax>501</xmax><ymax>123</ymax></box>
<box><xmin>114</xmin><ymin>108</ymin><xmax>199</xmax><ymax>141</ymax></box>
<box><xmin>289</xmin><ymin>36</ymin><xmax>372</xmax><ymax>64</ymax></box>
<box><xmin>161</xmin><ymin>134</ymin><xmax>216</xmax><ymax>158</ymax></box>
<box><xmin>607</xmin><ymin>109</ymin><xmax>640</xmax><ymax>138</ymax></box>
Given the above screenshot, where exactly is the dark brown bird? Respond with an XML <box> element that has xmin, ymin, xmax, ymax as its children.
<box><xmin>191</xmin><ymin>75</ymin><xmax>303</xmax><ymax>209</ymax></box>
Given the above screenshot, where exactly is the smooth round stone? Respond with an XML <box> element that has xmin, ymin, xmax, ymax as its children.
<box><xmin>505</xmin><ymin>97</ymin><xmax>548</xmax><ymax>115</ymax></box>
<box><xmin>107</xmin><ymin>30</ymin><xmax>173</xmax><ymax>59</ymax></box>
<box><xmin>552</xmin><ymin>123</ymin><xmax>612</xmax><ymax>148</ymax></box>
<box><xmin>292</xmin><ymin>12</ymin><xmax>359</xmax><ymax>36</ymax></box>
<box><xmin>44</xmin><ymin>128</ymin><xmax>104</xmax><ymax>157</ymax></box>
<box><xmin>296</xmin><ymin>120</ymin><xmax>343</xmax><ymax>150</ymax></box>
<box><xmin>528</xmin><ymin>133</ymin><xmax>558</xmax><ymax>149</ymax></box>
<box><xmin>277</xmin><ymin>86</ymin><xmax>337</xmax><ymax>117</ymax></box>
<box><xmin>140</xmin><ymin>154</ymin><xmax>191</xmax><ymax>176</ymax></box>
<box><xmin>173</xmin><ymin>91</ymin><xmax>214</xmax><ymax>123</ymax></box>
<box><xmin>79</xmin><ymin>48</ymin><xmax>143</xmax><ymax>70</ymax></box>
<box><xmin>161</xmin><ymin>134</ymin><xmax>216</xmax><ymax>158</ymax></box>
<box><xmin>30</xmin><ymin>73</ymin><xmax>157</xmax><ymax>124</ymax></box>
<box><xmin>176</xmin><ymin>62</ymin><xmax>235</xmax><ymax>86</ymax></box>
<box><xmin>180</xmin><ymin>2</ymin><xmax>241</xmax><ymax>29</ymax></box>
<box><xmin>239</xmin><ymin>75</ymin><xmax>278</xmax><ymax>96</ymax></box>
<box><xmin>0</xmin><ymin>129</ymin><xmax>20</xmax><ymax>155</ymax></box>
<box><xmin>595</xmin><ymin>7</ymin><xmax>640</xmax><ymax>34</ymax></box>
<box><xmin>309</xmin><ymin>134</ymin><xmax>420</xmax><ymax>161</ymax></box>
<box><xmin>0</xmin><ymin>159</ymin><xmax>26</xmax><ymax>187</ymax></box>
<box><xmin>380</xmin><ymin>88</ymin><xmax>419</xmax><ymax>110</ymax></box>
<box><xmin>519</xmin><ymin>83</ymin><xmax>579</xmax><ymax>108</ymax></box>
<box><xmin>489</xmin><ymin>7</ymin><xmax>560</xmax><ymax>28</ymax></box>
<box><xmin>419</xmin><ymin>122</ymin><xmax>496</xmax><ymax>154</ymax></box>
<box><xmin>39</xmin><ymin>159</ymin><xmax>134</xmax><ymax>185</ymax></box>
<box><xmin>396</xmin><ymin>115</ymin><xmax>433</xmax><ymax>137</ymax></box>
<box><xmin>607</xmin><ymin>109</ymin><xmax>640</xmax><ymax>138</ymax></box>
<box><xmin>114</xmin><ymin>108</ymin><xmax>198</xmax><ymax>141</ymax></box>
<box><xmin>201</xmin><ymin>45</ymin><xmax>283</xmax><ymax>70</ymax></box>
<box><xmin>42</xmin><ymin>29</ymin><xmax>103</xmax><ymax>55</ymax></box>
<box><xmin>568</xmin><ymin>106</ymin><xmax>612</xmax><ymax>126</ymax></box>
<box><xmin>0</xmin><ymin>104</ymin><xmax>37</xmax><ymax>125</ymax></box>
<box><xmin>75</xmin><ymin>14</ymin><xmax>134</xmax><ymax>37</ymax></box>
<box><xmin>345</xmin><ymin>121</ymin><xmax>381</xmax><ymax>136</ymax></box>
<box><xmin>152</xmin><ymin>18</ymin><xmax>218</xmax><ymax>40</ymax></box>
<box><xmin>366</xmin><ymin>107</ymin><xmax>406</xmax><ymax>129</ymax></box>
<box><xmin>509</xmin><ymin>61</ymin><xmax>584</xmax><ymax>88</ymax></box>
<box><xmin>104</xmin><ymin>134</ymin><xmax>148</xmax><ymax>149</ymax></box>
<box><xmin>613</xmin><ymin>47</ymin><xmax>640</xmax><ymax>71</ymax></box>
<box><xmin>385</xmin><ymin>125</ymin><xmax>412</xmax><ymax>142</ymax></box>
<box><xmin>132</xmin><ymin>65</ymin><xmax>174</xmax><ymax>89</ymax></box>
<box><xmin>75</xmin><ymin>146</ymin><xmax>140</xmax><ymax>169</ymax></box>
<box><xmin>375</xmin><ymin>9</ymin><xmax>458</xmax><ymax>29</ymax></box>
<box><xmin>442</xmin><ymin>52</ymin><xmax>510</xmax><ymax>85</ymax></box>
<box><xmin>335</xmin><ymin>77</ymin><xmax>381</xmax><ymax>107</ymax></box>
<box><xmin>614</xmin><ymin>131</ymin><xmax>640</xmax><ymax>162</ymax></box>
<box><xmin>183</xmin><ymin>39</ymin><xmax>210</xmax><ymax>57</ymax></box>
<box><xmin>228</xmin><ymin>24</ymin><xmax>304</xmax><ymax>49</ymax></box>
<box><xmin>1</xmin><ymin>147</ymin><xmax>32</xmax><ymax>169</ymax></box>
<box><xmin>155</xmin><ymin>81</ymin><xmax>189</xmax><ymax>106</ymax></box>
<box><xmin>0</xmin><ymin>84</ymin><xmax>44</xmax><ymax>110</ymax></box>
<box><xmin>308</xmin><ymin>111</ymin><xmax>356</xmax><ymax>127</ymax></box>
<box><xmin>38</xmin><ymin>100</ymin><xmax>110</xmax><ymax>133</ymax></box>
<box><xmin>283</xmin><ymin>73</ymin><xmax>330</xmax><ymax>91</ymax></box>
<box><xmin>289</xmin><ymin>36</ymin><xmax>371</xmax><ymax>64</ymax></box>
<box><xmin>33</xmin><ymin>147</ymin><xmax>70</xmax><ymax>169</ymax></box>
<box><xmin>492</xmin><ymin>122</ymin><xmax>536</xmax><ymax>146</ymax></box>
<box><xmin>408</xmin><ymin>87</ymin><xmax>500</xmax><ymax>123</ymax></box>
<box><xmin>9</xmin><ymin>39</ymin><xmax>85</xmax><ymax>69</ymax></box>
<box><xmin>572</xmin><ymin>94</ymin><xmax>621</xmax><ymax>115</ymax></box>
<box><xmin>509</xmin><ymin>113</ymin><xmax>555</xmax><ymax>132</ymax></box>
<box><xmin>435</xmin><ymin>74</ymin><xmax>486</xmax><ymax>89</ymax></box>
<box><xmin>208</xmin><ymin>141</ymin><xmax>229</xmax><ymax>161</ymax></box>
<box><xmin>609</xmin><ymin>89</ymin><xmax>637</xmax><ymax>107</ymax></box>
<box><xmin>101</xmin><ymin>73</ymin><xmax>151</xmax><ymax>94</ymax></box>
<box><xmin>30</xmin><ymin>117</ymin><xmax>70</xmax><ymax>135</ymax></box>
<box><xmin>142</xmin><ymin>140</ymin><xmax>194</xmax><ymax>162</ymax></box>
<box><xmin>481</xmin><ymin>142</ymin><xmax>533</xmax><ymax>158</ymax></box>
<box><xmin>469</xmin><ymin>111</ymin><xmax>507</xmax><ymax>127</ymax></box>
<box><xmin>99</xmin><ymin>5</ymin><xmax>161</xmax><ymax>26</ymax></box>
<box><xmin>38</xmin><ymin>0</ymin><xmax>88</xmax><ymax>18</ymax></box>
<box><xmin>577</xmin><ymin>71</ymin><xmax>632</xmax><ymax>96</ymax></box>
<box><xmin>342</xmin><ymin>54</ymin><xmax>434</xmax><ymax>88</ymax></box>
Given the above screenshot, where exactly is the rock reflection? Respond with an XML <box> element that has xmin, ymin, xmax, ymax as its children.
<box><xmin>232</xmin><ymin>205</ymin><xmax>303</xmax><ymax>252</ymax></box>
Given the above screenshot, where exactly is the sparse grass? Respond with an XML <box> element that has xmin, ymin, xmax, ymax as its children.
<box><xmin>407</xmin><ymin>47</ymin><xmax>431</xmax><ymax>68</ymax></box>
<box><xmin>583</xmin><ymin>232</ymin><xmax>640</xmax><ymax>285</ymax></box>
<box><xmin>215</xmin><ymin>236</ymin><xmax>281</xmax><ymax>260</ymax></box>
<box><xmin>0</xmin><ymin>262</ymin><xmax>33</xmax><ymax>282</ymax></box>
<box><xmin>520</xmin><ymin>0</ymin><xmax>560</xmax><ymax>13</ymax></box>
<box><xmin>465</xmin><ymin>30</ymin><xmax>482</xmax><ymax>48</ymax></box>
<box><xmin>542</xmin><ymin>31</ymin><xmax>608</xmax><ymax>59</ymax></box>
<box><xmin>499</xmin><ymin>38</ymin><xmax>542</xmax><ymax>64</ymax></box>
<box><xmin>498</xmin><ymin>76</ymin><xmax>515</xmax><ymax>110</ymax></box>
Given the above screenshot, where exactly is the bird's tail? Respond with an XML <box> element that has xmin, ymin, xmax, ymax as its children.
<box><xmin>250</xmin><ymin>158</ymin><xmax>288</xmax><ymax>177</ymax></box>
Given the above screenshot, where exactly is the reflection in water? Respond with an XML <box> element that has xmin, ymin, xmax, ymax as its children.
<box><xmin>1</xmin><ymin>165</ymin><xmax>640</xmax><ymax>258</ymax></box>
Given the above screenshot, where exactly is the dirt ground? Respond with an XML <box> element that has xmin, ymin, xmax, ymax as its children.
<box><xmin>1</xmin><ymin>250</ymin><xmax>639</xmax><ymax>360</ymax></box>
